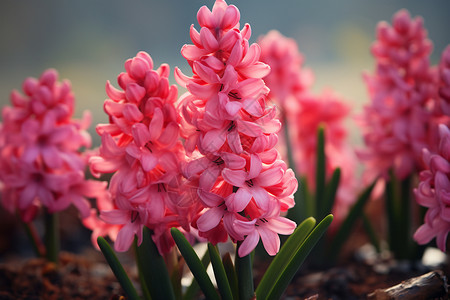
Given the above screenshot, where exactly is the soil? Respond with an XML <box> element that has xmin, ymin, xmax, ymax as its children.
<box><xmin>0</xmin><ymin>248</ymin><xmax>448</xmax><ymax>299</ymax></box>
<box><xmin>0</xmin><ymin>251</ymin><xmax>128</xmax><ymax>300</ymax></box>
<box><xmin>0</xmin><ymin>208</ymin><xmax>449</xmax><ymax>299</ymax></box>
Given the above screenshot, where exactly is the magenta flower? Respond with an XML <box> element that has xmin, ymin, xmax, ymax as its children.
<box><xmin>88</xmin><ymin>52</ymin><xmax>200</xmax><ymax>254</ymax></box>
<box><xmin>0</xmin><ymin>69</ymin><xmax>105</xmax><ymax>222</ymax></box>
<box><xmin>414</xmin><ymin>124</ymin><xmax>450</xmax><ymax>251</ymax></box>
<box><xmin>177</xmin><ymin>0</ymin><xmax>298</xmax><ymax>256</ymax></box>
<box><xmin>358</xmin><ymin>9</ymin><xmax>440</xmax><ymax>181</ymax></box>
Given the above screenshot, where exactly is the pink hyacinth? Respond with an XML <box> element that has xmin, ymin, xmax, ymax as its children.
<box><xmin>258</xmin><ymin>30</ymin><xmax>314</xmax><ymax>112</ymax></box>
<box><xmin>177</xmin><ymin>0</ymin><xmax>297</xmax><ymax>257</ymax></box>
<box><xmin>414</xmin><ymin>124</ymin><xmax>450</xmax><ymax>251</ymax></box>
<box><xmin>88</xmin><ymin>51</ymin><xmax>201</xmax><ymax>254</ymax></box>
<box><xmin>258</xmin><ymin>30</ymin><xmax>358</xmax><ymax>226</ymax></box>
<box><xmin>358</xmin><ymin>9</ymin><xmax>440</xmax><ymax>181</ymax></box>
<box><xmin>0</xmin><ymin>69</ymin><xmax>106</xmax><ymax>222</ymax></box>
<box><xmin>437</xmin><ymin>46</ymin><xmax>450</xmax><ymax>117</ymax></box>
<box><xmin>291</xmin><ymin>91</ymin><xmax>359</xmax><ymax>224</ymax></box>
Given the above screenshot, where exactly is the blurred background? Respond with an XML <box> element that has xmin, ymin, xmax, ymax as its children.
<box><xmin>1</xmin><ymin>0</ymin><xmax>449</xmax><ymax>146</ymax></box>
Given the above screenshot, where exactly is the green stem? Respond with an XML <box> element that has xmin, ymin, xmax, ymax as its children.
<box><xmin>315</xmin><ymin>126</ymin><xmax>326</xmax><ymax>220</ymax></box>
<box><xmin>222</xmin><ymin>253</ymin><xmax>239</xmax><ymax>300</ymax></box>
<box><xmin>136</xmin><ymin>227</ymin><xmax>175</xmax><ymax>300</ymax></box>
<box><xmin>282</xmin><ymin>113</ymin><xmax>307</xmax><ymax>223</ymax></box>
<box><xmin>235</xmin><ymin>242</ymin><xmax>254</xmax><ymax>300</ymax></box>
<box><xmin>23</xmin><ymin>221</ymin><xmax>45</xmax><ymax>257</ymax></box>
<box><xmin>362</xmin><ymin>213</ymin><xmax>380</xmax><ymax>253</ymax></box>
<box><xmin>44</xmin><ymin>209</ymin><xmax>59</xmax><ymax>264</ymax></box>
<box><xmin>385</xmin><ymin>172</ymin><xmax>413</xmax><ymax>260</ymax></box>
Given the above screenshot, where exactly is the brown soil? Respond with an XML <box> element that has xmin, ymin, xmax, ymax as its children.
<box><xmin>0</xmin><ymin>251</ymin><xmax>129</xmax><ymax>300</ymax></box>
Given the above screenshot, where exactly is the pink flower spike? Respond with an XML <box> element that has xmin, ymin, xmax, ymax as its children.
<box><xmin>0</xmin><ymin>68</ymin><xmax>105</xmax><ymax>222</ymax></box>
<box><xmin>175</xmin><ymin>0</ymin><xmax>298</xmax><ymax>255</ymax></box>
<box><xmin>414</xmin><ymin>124</ymin><xmax>450</xmax><ymax>251</ymax></box>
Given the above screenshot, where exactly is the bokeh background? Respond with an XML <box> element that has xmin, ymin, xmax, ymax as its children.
<box><xmin>1</xmin><ymin>0</ymin><xmax>449</xmax><ymax>146</ymax></box>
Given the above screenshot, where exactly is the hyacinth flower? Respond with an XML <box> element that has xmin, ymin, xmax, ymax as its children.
<box><xmin>91</xmin><ymin>2</ymin><xmax>332</xmax><ymax>300</ymax></box>
<box><xmin>172</xmin><ymin>1</ymin><xmax>331</xmax><ymax>299</ymax></box>
<box><xmin>258</xmin><ymin>31</ymin><xmax>370</xmax><ymax>263</ymax></box>
<box><xmin>413</xmin><ymin>46</ymin><xmax>450</xmax><ymax>253</ymax></box>
<box><xmin>87</xmin><ymin>50</ymin><xmax>201</xmax><ymax>254</ymax></box>
<box><xmin>0</xmin><ymin>69</ymin><xmax>108</xmax><ymax>263</ymax></box>
<box><xmin>176</xmin><ymin>0</ymin><xmax>300</xmax><ymax>257</ymax></box>
<box><xmin>357</xmin><ymin>10</ymin><xmax>450</xmax><ymax>260</ymax></box>
<box><xmin>414</xmin><ymin>124</ymin><xmax>450</xmax><ymax>252</ymax></box>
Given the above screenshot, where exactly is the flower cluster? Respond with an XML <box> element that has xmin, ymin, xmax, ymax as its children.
<box><xmin>258</xmin><ymin>31</ymin><xmax>358</xmax><ymax>226</ymax></box>
<box><xmin>413</xmin><ymin>46</ymin><xmax>450</xmax><ymax>251</ymax></box>
<box><xmin>358</xmin><ymin>9</ymin><xmax>440</xmax><ymax>181</ymax></box>
<box><xmin>176</xmin><ymin>0</ymin><xmax>297</xmax><ymax>257</ymax></box>
<box><xmin>87</xmin><ymin>52</ymin><xmax>200</xmax><ymax>253</ymax></box>
<box><xmin>0</xmin><ymin>69</ymin><xmax>106</xmax><ymax>222</ymax></box>
<box><xmin>257</xmin><ymin>30</ymin><xmax>313</xmax><ymax>112</ymax></box>
<box><xmin>414</xmin><ymin>124</ymin><xmax>450</xmax><ymax>251</ymax></box>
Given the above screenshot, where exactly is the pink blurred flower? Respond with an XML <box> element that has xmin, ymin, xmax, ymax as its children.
<box><xmin>290</xmin><ymin>90</ymin><xmax>359</xmax><ymax>224</ymax></box>
<box><xmin>414</xmin><ymin>124</ymin><xmax>450</xmax><ymax>251</ymax></box>
<box><xmin>258</xmin><ymin>29</ymin><xmax>359</xmax><ymax>226</ymax></box>
<box><xmin>358</xmin><ymin>9</ymin><xmax>439</xmax><ymax>181</ymax></box>
<box><xmin>0</xmin><ymin>69</ymin><xmax>105</xmax><ymax>222</ymax></box>
<box><xmin>177</xmin><ymin>0</ymin><xmax>298</xmax><ymax>257</ymax></box>
<box><xmin>88</xmin><ymin>51</ymin><xmax>200</xmax><ymax>254</ymax></box>
<box><xmin>258</xmin><ymin>30</ymin><xmax>314</xmax><ymax>111</ymax></box>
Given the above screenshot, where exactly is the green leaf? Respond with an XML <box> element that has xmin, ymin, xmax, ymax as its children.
<box><xmin>135</xmin><ymin>227</ymin><xmax>175</xmax><ymax>300</ymax></box>
<box><xmin>44</xmin><ymin>209</ymin><xmax>59</xmax><ymax>264</ymax></box>
<box><xmin>315</xmin><ymin>125</ymin><xmax>326</xmax><ymax>219</ymax></box>
<box><xmin>208</xmin><ymin>244</ymin><xmax>233</xmax><ymax>300</ymax></box>
<box><xmin>97</xmin><ymin>237</ymin><xmax>141</xmax><ymax>300</ymax></box>
<box><xmin>255</xmin><ymin>217</ymin><xmax>316</xmax><ymax>299</ymax></box>
<box><xmin>235</xmin><ymin>245</ymin><xmax>254</xmax><ymax>300</ymax></box>
<box><xmin>362</xmin><ymin>213</ymin><xmax>380</xmax><ymax>253</ymax></box>
<box><xmin>265</xmin><ymin>214</ymin><xmax>334</xmax><ymax>300</ymax></box>
<box><xmin>328</xmin><ymin>180</ymin><xmax>377</xmax><ymax>262</ymax></box>
<box><xmin>323</xmin><ymin>167</ymin><xmax>341</xmax><ymax>217</ymax></box>
<box><xmin>222</xmin><ymin>253</ymin><xmax>238</xmax><ymax>300</ymax></box>
<box><xmin>183</xmin><ymin>250</ymin><xmax>211</xmax><ymax>300</ymax></box>
<box><xmin>171</xmin><ymin>228</ymin><xmax>219</xmax><ymax>300</ymax></box>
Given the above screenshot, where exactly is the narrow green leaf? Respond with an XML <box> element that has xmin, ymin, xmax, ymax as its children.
<box><xmin>328</xmin><ymin>180</ymin><xmax>377</xmax><ymax>262</ymax></box>
<box><xmin>362</xmin><ymin>213</ymin><xmax>380</xmax><ymax>253</ymax></box>
<box><xmin>135</xmin><ymin>227</ymin><xmax>175</xmax><ymax>300</ymax></box>
<box><xmin>97</xmin><ymin>237</ymin><xmax>140</xmax><ymax>300</ymax></box>
<box><xmin>315</xmin><ymin>125</ymin><xmax>326</xmax><ymax>219</ymax></box>
<box><xmin>170</xmin><ymin>260</ymin><xmax>183</xmax><ymax>300</ymax></box>
<box><xmin>183</xmin><ymin>250</ymin><xmax>211</xmax><ymax>300</ymax></box>
<box><xmin>287</xmin><ymin>176</ymin><xmax>311</xmax><ymax>224</ymax></box>
<box><xmin>256</xmin><ymin>217</ymin><xmax>316</xmax><ymax>298</ymax></box>
<box><xmin>385</xmin><ymin>171</ymin><xmax>398</xmax><ymax>257</ymax></box>
<box><xmin>208</xmin><ymin>244</ymin><xmax>233</xmax><ymax>300</ymax></box>
<box><xmin>137</xmin><ymin>265</ymin><xmax>152</xmax><ymax>300</ymax></box>
<box><xmin>44</xmin><ymin>209</ymin><xmax>59</xmax><ymax>264</ymax></box>
<box><xmin>235</xmin><ymin>245</ymin><xmax>254</xmax><ymax>300</ymax></box>
<box><xmin>222</xmin><ymin>253</ymin><xmax>238</xmax><ymax>300</ymax></box>
<box><xmin>171</xmin><ymin>228</ymin><xmax>219</xmax><ymax>300</ymax></box>
<box><xmin>266</xmin><ymin>215</ymin><xmax>334</xmax><ymax>300</ymax></box>
<box><xmin>323</xmin><ymin>167</ymin><xmax>341</xmax><ymax>217</ymax></box>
